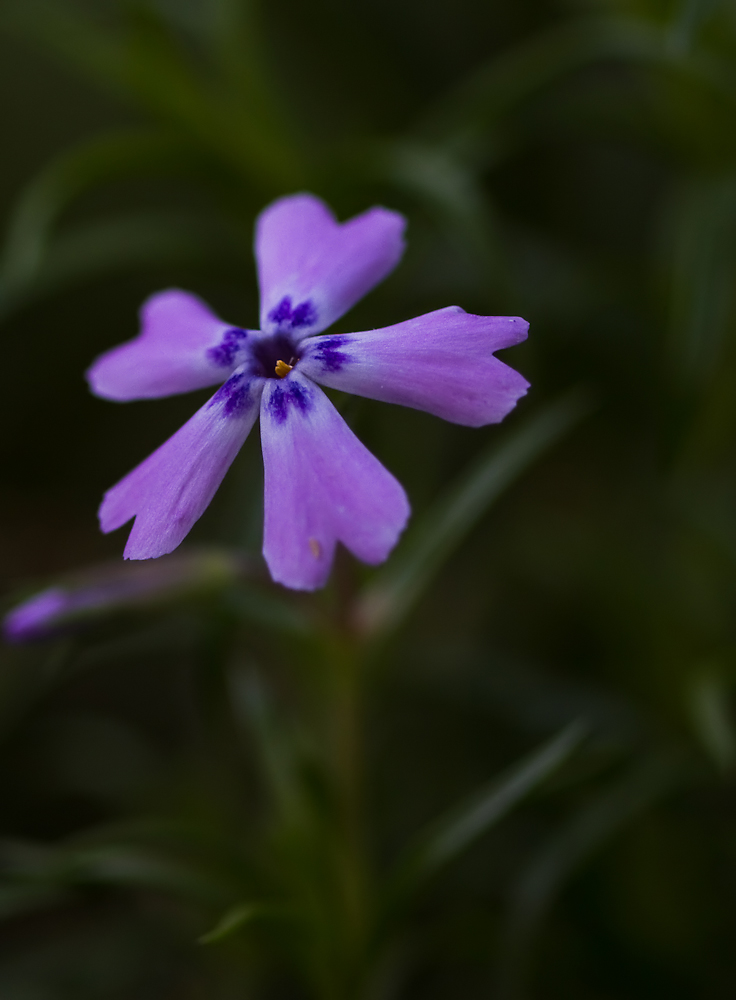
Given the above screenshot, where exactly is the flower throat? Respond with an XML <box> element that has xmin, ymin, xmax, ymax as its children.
<box><xmin>252</xmin><ymin>332</ymin><xmax>299</xmax><ymax>379</ymax></box>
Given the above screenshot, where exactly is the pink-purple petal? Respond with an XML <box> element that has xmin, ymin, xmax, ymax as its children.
<box><xmin>87</xmin><ymin>289</ymin><xmax>253</xmax><ymax>401</ymax></box>
<box><xmin>99</xmin><ymin>370</ymin><xmax>263</xmax><ymax>559</ymax></box>
<box><xmin>255</xmin><ymin>193</ymin><xmax>406</xmax><ymax>338</ymax></box>
<box><xmin>260</xmin><ymin>372</ymin><xmax>410</xmax><ymax>590</ymax></box>
<box><xmin>299</xmin><ymin>306</ymin><xmax>530</xmax><ymax>427</ymax></box>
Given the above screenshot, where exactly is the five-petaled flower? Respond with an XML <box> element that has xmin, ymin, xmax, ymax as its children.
<box><xmin>88</xmin><ymin>193</ymin><xmax>529</xmax><ymax>590</ymax></box>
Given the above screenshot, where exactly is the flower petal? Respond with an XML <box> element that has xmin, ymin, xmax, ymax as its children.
<box><xmin>87</xmin><ymin>289</ymin><xmax>255</xmax><ymax>400</ymax></box>
<box><xmin>299</xmin><ymin>306</ymin><xmax>530</xmax><ymax>426</ymax></box>
<box><xmin>100</xmin><ymin>370</ymin><xmax>262</xmax><ymax>559</ymax></box>
<box><xmin>255</xmin><ymin>193</ymin><xmax>406</xmax><ymax>338</ymax></box>
<box><xmin>260</xmin><ymin>372</ymin><xmax>410</xmax><ymax>590</ymax></box>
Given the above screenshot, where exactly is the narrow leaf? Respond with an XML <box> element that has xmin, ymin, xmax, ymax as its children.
<box><xmin>3</xmin><ymin>0</ymin><xmax>303</xmax><ymax>188</ymax></box>
<box><xmin>0</xmin><ymin>129</ymin><xmax>194</xmax><ymax>307</ymax></box>
<box><xmin>377</xmin><ymin>139</ymin><xmax>510</xmax><ymax>299</ymax></box>
<box><xmin>0</xmin><ymin>839</ymin><xmax>231</xmax><ymax>904</ymax></box>
<box><xmin>664</xmin><ymin>175</ymin><xmax>736</xmax><ymax>395</ymax></box>
<box><xmin>383</xmin><ymin>721</ymin><xmax>586</xmax><ymax>917</ymax></box>
<box><xmin>688</xmin><ymin>667</ymin><xmax>736</xmax><ymax>771</ymax></box>
<box><xmin>417</xmin><ymin>16</ymin><xmax>736</xmax><ymax>149</ymax></box>
<box><xmin>496</xmin><ymin>752</ymin><xmax>684</xmax><ymax>1000</ymax></box>
<box><xmin>354</xmin><ymin>389</ymin><xmax>592</xmax><ymax>640</ymax></box>
<box><xmin>0</xmin><ymin>882</ymin><xmax>70</xmax><ymax>919</ymax></box>
<box><xmin>199</xmin><ymin>902</ymin><xmax>260</xmax><ymax>944</ymax></box>
<box><xmin>227</xmin><ymin>668</ymin><xmax>299</xmax><ymax>814</ymax></box>
<box><xmin>668</xmin><ymin>0</ymin><xmax>724</xmax><ymax>54</ymax></box>
<box><xmin>2</xmin><ymin>209</ymin><xmax>245</xmax><ymax>316</ymax></box>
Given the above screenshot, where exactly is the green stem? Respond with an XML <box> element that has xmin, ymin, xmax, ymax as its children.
<box><xmin>315</xmin><ymin>630</ymin><xmax>371</xmax><ymax>1000</ymax></box>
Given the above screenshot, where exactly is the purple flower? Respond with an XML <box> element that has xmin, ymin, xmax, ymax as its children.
<box><xmin>87</xmin><ymin>194</ymin><xmax>529</xmax><ymax>591</ymax></box>
<box><xmin>3</xmin><ymin>549</ymin><xmax>242</xmax><ymax>643</ymax></box>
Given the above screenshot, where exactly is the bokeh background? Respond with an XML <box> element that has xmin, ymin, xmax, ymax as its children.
<box><xmin>1</xmin><ymin>0</ymin><xmax>736</xmax><ymax>997</ymax></box>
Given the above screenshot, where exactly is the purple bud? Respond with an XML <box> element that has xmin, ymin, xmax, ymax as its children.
<box><xmin>3</xmin><ymin>589</ymin><xmax>69</xmax><ymax>643</ymax></box>
<box><xmin>3</xmin><ymin>548</ymin><xmax>246</xmax><ymax>643</ymax></box>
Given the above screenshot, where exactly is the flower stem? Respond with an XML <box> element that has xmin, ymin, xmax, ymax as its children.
<box><xmin>317</xmin><ymin>630</ymin><xmax>372</xmax><ymax>1000</ymax></box>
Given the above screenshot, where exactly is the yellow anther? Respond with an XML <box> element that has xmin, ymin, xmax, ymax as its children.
<box><xmin>309</xmin><ymin>538</ymin><xmax>321</xmax><ymax>559</ymax></box>
<box><xmin>275</xmin><ymin>359</ymin><xmax>293</xmax><ymax>378</ymax></box>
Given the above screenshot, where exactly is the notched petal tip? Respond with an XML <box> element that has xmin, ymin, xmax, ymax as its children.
<box><xmin>98</xmin><ymin>375</ymin><xmax>262</xmax><ymax>561</ymax></box>
<box><xmin>256</xmin><ymin>192</ymin><xmax>408</xmax><ymax>336</ymax></box>
<box><xmin>301</xmin><ymin>307</ymin><xmax>531</xmax><ymax>428</ymax></box>
<box><xmin>260</xmin><ymin>374</ymin><xmax>410</xmax><ymax>591</ymax></box>
<box><xmin>86</xmin><ymin>288</ymin><xmax>242</xmax><ymax>401</ymax></box>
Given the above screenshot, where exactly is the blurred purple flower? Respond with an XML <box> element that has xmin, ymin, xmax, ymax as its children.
<box><xmin>3</xmin><ymin>549</ymin><xmax>242</xmax><ymax>643</ymax></box>
<box><xmin>87</xmin><ymin>194</ymin><xmax>529</xmax><ymax>591</ymax></box>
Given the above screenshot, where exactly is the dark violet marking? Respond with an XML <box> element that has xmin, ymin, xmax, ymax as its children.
<box><xmin>290</xmin><ymin>300</ymin><xmax>317</xmax><ymax>328</ymax></box>
<box><xmin>268</xmin><ymin>380</ymin><xmax>312</xmax><ymax>424</ymax></box>
<box><xmin>268</xmin><ymin>384</ymin><xmax>288</xmax><ymax>424</ymax></box>
<box><xmin>267</xmin><ymin>296</ymin><xmax>317</xmax><ymax>330</ymax></box>
<box><xmin>309</xmin><ymin>335</ymin><xmax>352</xmax><ymax>373</ymax></box>
<box><xmin>207</xmin><ymin>327</ymin><xmax>249</xmax><ymax>367</ymax></box>
<box><xmin>268</xmin><ymin>296</ymin><xmax>293</xmax><ymax>326</ymax></box>
<box><xmin>210</xmin><ymin>372</ymin><xmax>251</xmax><ymax>418</ymax></box>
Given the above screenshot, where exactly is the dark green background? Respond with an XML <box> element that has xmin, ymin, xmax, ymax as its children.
<box><xmin>1</xmin><ymin>0</ymin><xmax>736</xmax><ymax>997</ymax></box>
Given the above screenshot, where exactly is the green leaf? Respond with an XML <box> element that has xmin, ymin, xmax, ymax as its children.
<box><xmin>0</xmin><ymin>129</ymin><xmax>198</xmax><ymax>309</ymax></box>
<box><xmin>227</xmin><ymin>668</ymin><xmax>300</xmax><ymax>815</ymax></box>
<box><xmin>1</xmin><ymin>209</ymin><xmax>246</xmax><ymax>316</ymax></box>
<box><xmin>668</xmin><ymin>0</ymin><xmax>724</xmax><ymax>54</ymax></box>
<box><xmin>2</xmin><ymin>0</ymin><xmax>304</xmax><ymax>188</ymax></box>
<box><xmin>354</xmin><ymin>389</ymin><xmax>593</xmax><ymax>641</ymax></box>
<box><xmin>496</xmin><ymin>752</ymin><xmax>685</xmax><ymax>999</ymax></box>
<box><xmin>663</xmin><ymin>175</ymin><xmax>736</xmax><ymax>396</ymax></box>
<box><xmin>208</xmin><ymin>0</ymin><xmax>294</xmax><ymax>131</ymax></box>
<box><xmin>227</xmin><ymin>584</ymin><xmax>315</xmax><ymax>638</ymax></box>
<box><xmin>384</xmin><ymin>721</ymin><xmax>586</xmax><ymax>913</ymax></box>
<box><xmin>71</xmin><ymin>847</ymin><xmax>224</xmax><ymax>900</ymax></box>
<box><xmin>198</xmin><ymin>901</ymin><xmax>261</xmax><ymax>944</ymax></box>
<box><xmin>376</xmin><ymin>139</ymin><xmax>509</xmax><ymax>299</ymax></box>
<box><xmin>417</xmin><ymin>16</ymin><xmax>736</xmax><ymax>151</ymax></box>
<box><xmin>0</xmin><ymin>839</ymin><xmax>231</xmax><ymax>906</ymax></box>
<box><xmin>687</xmin><ymin>666</ymin><xmax>736</xmax><ymax>771</ymax></box>
<box><xmin>0</xmin><ymin>882</ymin><xmax>70</xmax><ymax>920</ymax></box>
<box><xmin>416</xmin><ymin>18</ymin><xmax>639</xmax><ymax>145</ymax></box>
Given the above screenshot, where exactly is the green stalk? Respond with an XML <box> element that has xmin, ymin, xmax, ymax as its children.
<box><xmin>322</xmin><ymin>631</ymin><xmax>371</xmax><ymax>1000</ymax></box>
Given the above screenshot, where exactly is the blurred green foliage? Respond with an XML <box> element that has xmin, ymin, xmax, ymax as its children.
<box><xmin>1</xmin><ymin>0</ymin><xmax>736</xmax><ymax>997</ymax></box>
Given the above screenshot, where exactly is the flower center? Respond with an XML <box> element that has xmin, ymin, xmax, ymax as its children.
<box><xmin>251</xmin><ymin>332</ymin><xmax>300</xmax><ymax>379</ymax></box>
